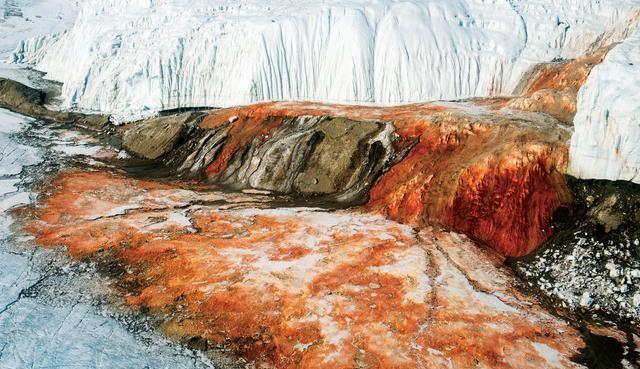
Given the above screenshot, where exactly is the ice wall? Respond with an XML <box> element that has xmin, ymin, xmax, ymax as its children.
<box><xmin>10</xmin><ymin>0</ymin><xmax>640</xmax><ymax>119</ymax></box>
<box><xmin>569</xmin><ymin>28</ymin><xmax>640</xmax><ymax>184</ymax></box>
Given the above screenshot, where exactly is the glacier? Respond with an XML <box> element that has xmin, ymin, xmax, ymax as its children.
<box><xmin>9</xmin><ymin>0</ymin><xmax>640</xmax><ymax>120</ymax></box>
<box><xmin>569</xmin><ymin>27</ymin><xmax>640</xmax><ymax>184</ymax></box>
<box><xmin>0</xmin><ymin>0</ymin><xmax>78</xmax><ymax>59</ymax></box>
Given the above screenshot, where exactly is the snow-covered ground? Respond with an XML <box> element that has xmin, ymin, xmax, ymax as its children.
<box><xmin>10</xmin><ymin>0</ymin><xmax>640</xmax><ymax>120</ymax></box>
<box><xmin>569</xmin><ymin>27</ymin><xmax>640</xmax><ymax>184</ymax></box>
<box><xmin>0</xmin><ymin>108</ymin><xmax>220</xmax><ymax>369</ymax></box>
<box><xmin>0</xmin><ymin>0</ymin><xmax>78</xmax><ymax>59</ymax></box>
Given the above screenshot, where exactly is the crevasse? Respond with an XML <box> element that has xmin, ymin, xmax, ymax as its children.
<box><xmin>9</xmin><ymin>0</ymin><xmax>640</xmax><ymax>121</ymax></box>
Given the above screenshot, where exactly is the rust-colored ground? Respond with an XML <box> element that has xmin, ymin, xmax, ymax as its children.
<box><xmin>27</xmin><ymin>170</ymin><xmax>586</xmax><ymax>369</ymax></box>
<box><xmin>196</xmin><ymin>100</ymin><xmax>570</xmax><ymax>257</ymax></box>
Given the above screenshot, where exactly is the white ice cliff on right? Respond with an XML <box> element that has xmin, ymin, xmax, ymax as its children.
<box><xmin>570</xmin><ymin>28</ymin><xmax>640</xmax><ymax>184</ymax></box>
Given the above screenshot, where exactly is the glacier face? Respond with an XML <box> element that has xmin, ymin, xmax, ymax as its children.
<box><xmin>569</xmin><ymin>28</ymin><xmax>640</xmax><ymax>184</ymax></box>
<box><xmin>10</xmin><ymin>0</ymin><xmax>640</xmax><ymax>119</ymax></box>
<box><xmin>0</xmin><ymin>0</ymin><xmax>78</xmax><ymax>59</ymax></box>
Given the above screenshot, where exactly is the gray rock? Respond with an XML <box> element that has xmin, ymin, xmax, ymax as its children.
<box><xmin>167</xmin><ymin>115</ymin><xmax>397</xmax><ymax>204</ymax></box>
<box><xmin>0</xmin><ymin>77</ymin><xmax>45</xmax><ymax>113</ymax></box>
<box><xmin>122</xmin><ymin>113</ymin><xmax>199</xmax><ymax>160</ymax></box>
<box><xmin>213</xmin><ymin>116</ymin><xmax>396</xmax><ymax>204</ymax></box>
<box><xmin>589</xmin><ymin>193</ymin><xmax>624</xmax><ymax>232</ymax></box>
<box><xmin>0</xmin><ymin>78</ymin><xmax>109</xmax><ymax>130</ymax></box>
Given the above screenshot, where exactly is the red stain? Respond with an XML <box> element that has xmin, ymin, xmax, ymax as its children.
<box><xmin>368</xmin><ymin>122</ymin><xmax>571</xmax><ymax>257</ymax></box>
<box><xmin>202</xmin><ymin>105</ymin><xmax>288</xmax><ymax>176</ymax></box>
<box><xmin>195</xmin><ymin>100</ymin><xmax>571</xmax><ymax>257</ymax></box>
<box><xmin>24</xmin><ymin>170</ymin><xmax>585</xmax><ymax>369</ymax></box>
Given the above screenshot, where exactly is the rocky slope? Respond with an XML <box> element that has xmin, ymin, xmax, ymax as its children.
<box><xmin>513</xmin><ymin>178</ymin><xmax>640</xmax><ymax>332</ymax></box>
<box><xmin>9</xmin><ymin>0</ymin><xmax>640</xmax><ymax>120</ymax></box>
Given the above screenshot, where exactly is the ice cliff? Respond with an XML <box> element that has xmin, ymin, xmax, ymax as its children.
<box><xmin>10</xmin><ymin>0</ymin><xmax>639</xmax><ymax>120</ymax></box>
<box><xmin>569</xmin><ymin>28</ymin><xmax>640</xmax><ymax>184</ymax></box>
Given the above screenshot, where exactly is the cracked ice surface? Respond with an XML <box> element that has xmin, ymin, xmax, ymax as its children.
<box><xmin>10</xmin><ymin>0</ymin><xmax>640</xmax><ymax>120</ymax></box>
<box><xmin>0</xmin><ymin>108</ymin><xmax>218</xmax><ymax>369</ymax></box>
<box><xmin>0</xmin><ymin>246</ymin><xmax>217</xmax><ymax>369</ymax></box>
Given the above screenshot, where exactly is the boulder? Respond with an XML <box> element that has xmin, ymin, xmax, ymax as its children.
<box><xmin>0</xmin><ymin>77</ymin><xmax>45</xmax><ymax>115</ymax></box>
<box><xmin>122</xmin><ymin>113</ymin><xmax>199</xmax><ymax>160</ymax></box>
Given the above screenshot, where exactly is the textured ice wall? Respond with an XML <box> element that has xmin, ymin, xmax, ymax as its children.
<box><xmin>569</xmin><ymin>28</ymin><xmax>640</xmax><ymax>184</ymax></box>
<box><xmin>0</xmin><ymin>0</ymin><xmax>78</xmax><ymax>59</ymax></box>
<box><xmin>11</xmin><ymin>0</ymin><xmax>640</xmax><ymax>119</ymax></box>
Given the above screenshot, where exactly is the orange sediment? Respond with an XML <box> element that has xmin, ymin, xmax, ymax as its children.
<box><xmin>197</xmin><ymin>100</ymin><xmax>570</xmax><ymax>256</ymax></box>
<box><xmin>26</xmin><ymin>170</ymin><xmax>585</xmax><ymax>369</ymax></box>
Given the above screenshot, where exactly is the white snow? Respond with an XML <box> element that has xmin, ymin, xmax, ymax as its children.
<box><xmin>569</xmin><ymin>27</ymin><xmax>640</xmax><ymax>184</ymax></box>
<box><xmin>0</xmin><ymin>300</ymin><xmax>217</xmax><ymax>369</ymax></box>
<box><xmin>0</xmin><ymin>0</ymin><xmax>78</xmax><ymax>59</ymax></box>
<box><xmin>10</xmin><ymin>0</ymin><xmax>640</xmax><ymax>120</ymax></box>
<box><xmin>0</xmin><ymin>109</ymin><xmax>41</xmax><ymax>177</ymax></box>
<box><xmin>532</xmin><ymin>343</ymin><xmax>564</xmax><ymax>369</ymax></box>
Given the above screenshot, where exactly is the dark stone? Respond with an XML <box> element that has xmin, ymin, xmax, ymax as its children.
<box><xmin>0</xmin><ymin>77</ymin><xmax>109</xmax><ymax>130</ymax></box>
<box><xmin>122</xmin><ymin>112</ymin><xmax>201</xmax><ymax>160</ymax></box>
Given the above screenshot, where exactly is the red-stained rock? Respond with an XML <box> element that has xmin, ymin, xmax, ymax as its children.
<box><xmin>177</xmin><ymin>47</ymin><xmax>611</xmax><ymax>257</ymax></box>
<box><xmin>368</xmin><ymin>112</ymin><xmax>571</xmax><ymax>257</ymax></box>
<box><xmin>189</xmin><ymin>101</ymin><xmax>570</xmax><ymax>257</ymax></box>
<box><xmin>200</xmin><ymin>106</ymin><xmax>289</xmax><ymax>176</ymax></box>
<box><xmin>26</xmin><ymin>170</ymin><xmax>587</xmax><ymax>369</ymax></box>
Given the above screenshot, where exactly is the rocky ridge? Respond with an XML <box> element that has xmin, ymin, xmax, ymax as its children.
<box><xmin>0</xmin><ymin>44</ymin><xmax>606</xmax><ymax>258</ymax></box>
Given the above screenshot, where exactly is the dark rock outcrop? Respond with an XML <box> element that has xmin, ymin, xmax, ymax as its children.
<box><xmin>166</xmin><ymin>114</ymin><xmax>397</xmax><ymax>204</ymax></box>
<box><xmin>0</xmin><ymin>78</ymin><xmax>109</xmax><ymax>130</ymax></box>
<box><xmin>122</xmin><ymin>112</ymin><xmax>201</xmax><ymax>160</ymax></box>
<box><xmin>209</xmin><ymin>116</ymin><xmax>396</xmax><ymax>203</ymax></box>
